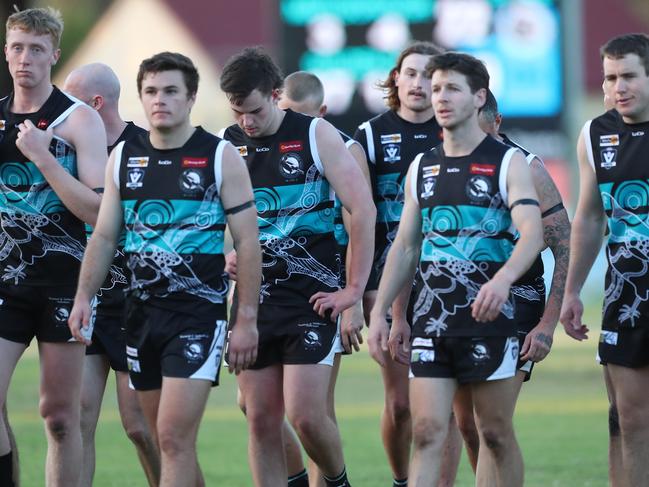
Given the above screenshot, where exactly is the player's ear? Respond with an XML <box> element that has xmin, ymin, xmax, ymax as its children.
<box><xmin>319</xmin><ymin>104</ymin><xmax>327</xmax><ymax>117</ymax></box>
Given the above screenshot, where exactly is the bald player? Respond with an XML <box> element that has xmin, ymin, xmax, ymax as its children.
<box><xmin>63</xmin><ymin>63</ymin><xmax>160</xmax><ymax>487</ymax></box>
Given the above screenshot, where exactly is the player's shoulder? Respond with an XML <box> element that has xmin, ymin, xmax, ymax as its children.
<box><xmin>589</xmin><ymin>109</ymin><xmax>621</xmax><ymax>132</ymax></box>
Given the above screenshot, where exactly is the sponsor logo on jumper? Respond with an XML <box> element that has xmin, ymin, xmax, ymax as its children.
<box><xmin>37</xmin><ymin>118</ymin><xmax>48</xmax><ymax>129</ymax></box>
<box><xmin>127</xmin><ymin>156</ymin><xmax>149</xmax><ymax>167</ymax></box>
<box><xmin>279</xmin><ymin>152</ymin><xmax>304</xmax><ymax>179</ymax></box>
<box><xmin>126</xmin><ymin>168</ymin><xmax>145</xmax><ymax>189</ymax></box>
<box><xmin>182</xmin><ymin>157</ymin><xmax>208</xmax><ymax>168</ymax></box>
<box><xmin>158</xmin><ymin>159</ymin><xmax>172</xmax><ymax>165</ymax></box>
<box><xmin>447</xmin><ymin>167</ymin><xmax>460</xmax><ymax>173</ymax></box>
<box><xmin>179</xmin><ymin>169</ymin><xmax>204</xmax><ymax>194</ymax></box>
<box><xmin>256</xmin><ymin>146</ymin><xmax>270</xmax><ymax>152</ymax></box>
<box><xmin>470</xmin><ymin>163</ymin><xmax>496</xmax><ymax>176</ymax></box>
<box><xmin>236</xmin><ymin>145</ymin><xmax>248</xmax><ymax>157</ymax></box>
<box><xmin>421</xmin><ymin>178</ymin><xmax>436</xmax><ymax>199</ymax></box>
<box><xmin>413</xmin><ymin>134</ymin><xmax>428</xmax><ymax>139</ymax></box>
<box><xmin>632</xmin><ymin>131</ymin><xmax>645</xmax><ymax>137</ymax></box>
<box><xmin>279</xmin><ymin>140</ymin><xmax>303</xmax><ymax>153</ymax></box>
<box><xmin>600</xmin><ymin>147</ymin><xmax>617</xmax><ymax>169</ymax></box>
<box><xmin>466</xmin><ymin>175</ymin><xmax>492</xmax><ymax>202</ymax></box>
<box><xmin>380</xmin><ymin>133</ymin><xmax>402</xmax><ymax>144</ymax></box>
<box><xmin>599</xmin><ymin>134</ymin><xmax>619</xmax><ymax>147</ymax></box>
<box><xmin>423</xmin><ymin>164</ymin><xmax>440</xmax><ymax>178</ymax></box>
<box><xmin>383</xmin><ymin>144</ymin><xmax>401</xmax><ymax>163</ymax></box>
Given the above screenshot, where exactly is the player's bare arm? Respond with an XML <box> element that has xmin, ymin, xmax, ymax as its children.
<box><xmin>521</xmin><ymin>157</ymin><xmax>572</xmax><ymax>361</ymax></box>
<box><xmin>68</xmin><ymin>150</ymin><xmax>123</xmax><ymax>344</ymax></box>
<box><xmin>15</xmin><ymin>104</ymin><xmax>107</xmax><ymax>226</ymax></box>
<box><xmin>368</xmin><ymin>164</ymin><xmax>422</xmax><ymax>366</ymax></box>
<box><xmin>472</xmin><ymin>151</ymin><xmax>544</xmax><ymax>322</ymax></box>
<box><xmin>560</xmin><ymin>132</ymin><xmax>607</xmax><ymax>339</ymax></box>
<box><xmin>309</xmin><ymin>119</ymin><xmax>376</xmax><ymax>319</ymax></box>
<box><xmin>339</xmin><ymin>141</ymin><xmax>371</xmax><ymax>352</ymax></box>
<box><xmin>220</xmin><ymin>143</ymin><xmax>262</xmax><ymax>374</ymax></box>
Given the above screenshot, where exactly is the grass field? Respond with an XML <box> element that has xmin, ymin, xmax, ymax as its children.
<box><xmin>7</xmin><ymin>305</ymin><xmax>610</xmax><ymax>486</ymax></box>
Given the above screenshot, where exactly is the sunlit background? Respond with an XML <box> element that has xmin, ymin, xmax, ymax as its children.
<box><xmin>2</xmin><ymin>0</ymin><xmax>649</xmax><ymax>298</ymax></box>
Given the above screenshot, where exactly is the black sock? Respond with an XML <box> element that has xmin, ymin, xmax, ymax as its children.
<box><xmin>323</xmin><ymin>466</ymin><xmax>351</xmax><ymax>487</ymax></box>
<box><xmin>0</xmin><ymin>451</ymin><xmax>15</xmax><ymax>487</ymax></box>
<box><xmin>288</xmin><ymin>468</ymin><xmax>309</xmax><ymax>487</ymax></box>
<box><xmin>393</xmin><ymin>478</ymin><xmax>408</xmax><ymax>487</ymax></box>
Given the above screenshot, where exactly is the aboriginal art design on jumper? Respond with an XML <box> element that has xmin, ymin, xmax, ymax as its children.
<box><xmin>0</xmin><ymin>138</ymin><xmax>89</xmax><ymax>283</ymax></box>
<box><xmin>413</xmin><ymin>192</ymin><xmax>515</xmax><ymax>337</ymax></box>
<box><xmin>124</xmin><ymin>182</ymin><xmax>227</xmax><ymax>303</ymax></box>
<box><xmin>375</xmin><ymin>175</ymin><xmax>404</xmax><ymax>272</ymax></box>
<box><xmin>510</xmin><ymin>276</ymin><xmax>544</xmax><ymax>302</ymax></box>
<box><xmin>600</xmin><ymin>180</ymin><xmax>649</xmax><ymax>327</ymax></box>
<box><xmin>255</xmin><ymin>164</ymin><xmax>338</xmax><ymax>301</ymax></box>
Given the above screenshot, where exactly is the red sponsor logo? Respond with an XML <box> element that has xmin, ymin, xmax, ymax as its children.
<box><xmin>37</xmin><ymin>119</ymin><xmax>48</xmax><ymax>129</ymax></box>
<box><xmin>182</xmin><ymin>157</ymin><xmax>208</xmax><ymax>168</ymax></box>
<box><xmin>279</xmin><ymin>140</ymin><xmax>303</xmax><ymax>153</ymax></box>
<box><xmin>470</xmin><ymin>163</ymin><xmax>495</xmax><ymax>176</ymax></box>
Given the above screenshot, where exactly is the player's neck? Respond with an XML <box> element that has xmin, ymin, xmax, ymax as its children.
<box><xmin>102</xmin><ymin>113</ymin><xmax>128</xmax><ymax>147</ymax></box>
<box><xmin>620</xmin><ymin>106</ymin><xmax>649</xmax><ymax>125</ymax></box>
<box><xmin>11</xmin><ymin>81</ymin><xmax>54</xmax><ymax>114</ymax></box>
<box><xmin>149</xmin><ymin>121</ymin><xmax>195</xmax><ymax>150</ymax></box>
<box><xmin>256</xmin><ymin>107</ymin><xmax>285</xmax><ymax>138</ymax></box>
<box><xmin>396</xmin><ymin>105</ymin><xmax>435</xmax><ymax>124</ymax></box>
<box><xmin>442</xmin><ymin>119</ymin><xmax>486</xmax><ymax>157</ymax></box>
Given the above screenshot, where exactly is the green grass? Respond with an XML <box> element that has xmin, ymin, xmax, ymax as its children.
<box><xmin>8</xmin><ymin>308</ymin><xmax>610</xmax><ymax>486</ymax></box>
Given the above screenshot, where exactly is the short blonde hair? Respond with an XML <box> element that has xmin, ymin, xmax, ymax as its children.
<box><xmin>6</xmin><ymin>7</ymin><xmax>64</xmax><ymax>49</ymax></box>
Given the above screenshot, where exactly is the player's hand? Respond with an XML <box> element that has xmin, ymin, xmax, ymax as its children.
<box><xmin>559</xmin><ymin>293</ymin><xmax>589</xmax><ymax>341</ymax></box>
<box><xmin>225</xmin><ymin>250</ymin><xmax>238</xmax><ymax>281</ymax></box>
<box><xmin>367</xmin><ymin>313</ymin><xmax>390</xmax><ymax>366</ymax></box>
<box><xmin>227</xmin><ymin>321</ymin><xmax>258</xmax><ymax>375</ymax></box>
<box><xmin>472</xmin><ymin>275</ymin><xmax>511</xmax><ymax>322</ymax></box>
<box><xmin>388</xmin><ymin>317</ymin><xmax>411</xmax><ymax>365</ymax></box>
<box><xmin>15</xmin><ymin>119</ymin><xmax>54</xmax><ymax>164</ymax></box>
<box><xmin>310</xmin><ymin>286</ymin><xmax>359</xmax><ymax>321</ymax></box>
<box><xmin>340</xmin><ymin>302</ymin><xmax>364</xmax><ymax>353</ymax></box>
<box><xmin>68</xmin><ymin>296</ymin><xmax>93</xmax><ymax>346</ymax></box>
<box><xmin>520</xmin><ymin>322</ymin><xmax>554</xmax><ymax>362</ymax></box>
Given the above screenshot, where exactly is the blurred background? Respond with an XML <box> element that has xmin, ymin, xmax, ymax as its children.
<box><xmin>2</xmin><ymin>0</ymin><xmax>649</xmax><ymax>291</ymax></box>
<box><xmin>3</xmin><ymin>3</ymin><xmax>649</xmax><ymax>485</ymax></box>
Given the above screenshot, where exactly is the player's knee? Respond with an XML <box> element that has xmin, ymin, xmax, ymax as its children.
<box><xmin>157</xmin><ymin>427</ymin><xmax>191</xmax><ymax>458</ymax></box>
<box><xmin>125</xmin><ymin>422</ymin><xmax>153</xmax><ymax>450</ymax></box>
<box><xmin>386</xmin><ymin>395</ymin><xmax>410</xmax><ymax>426</ymax></box>
<box><xmin>40</xmin><ymin>400</ymin><xmax>77</xmax><ymax>442</ymax></box>
<box><xmin>615</xmin><ymin>401</ymin><xmax>648</xmax><ymax>436</ymax></box>
<box><xmin>412</xmin><ymin>416</ymin><xmax>446</xmax><ymax>451</ymax></box>
<box><xmin>247</xmin><ymin>406</ymin><xmax>283</xmax><ymax>438</ymax></box>
<box><xmin>480</xmin><ymin>427</ymin><xmax>509</xmax><ymax>459</ymax></box>
<box><xmin>42</xmin><ymin>412</ymin><xmax>73</xmax><ymax>443</ymax></box>
<box><xmin>608</xmin><ymin>405</ymin><xmax>621</xmax><ymax>437</ymax></box>
<box><xmin>289</xmin><ymin>413</ymin><xmax>321</xmax><ymax>442</ymax></box>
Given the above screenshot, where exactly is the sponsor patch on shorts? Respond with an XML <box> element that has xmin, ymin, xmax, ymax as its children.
<box><xmin>600</xmin><ymin>330</ymin><xmax>618</xmax><ymax>346</ymax></box>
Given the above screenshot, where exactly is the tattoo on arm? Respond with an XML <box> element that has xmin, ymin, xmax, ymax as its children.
<box><xmin>541</xmin><ymin>209</ymin><xmax>571</xmax><ymax>326</ymax></box>
<box><xmin>535</xmin><ymin>332</ymin><xmax>553</xmax><ymax>347</ymax></box>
